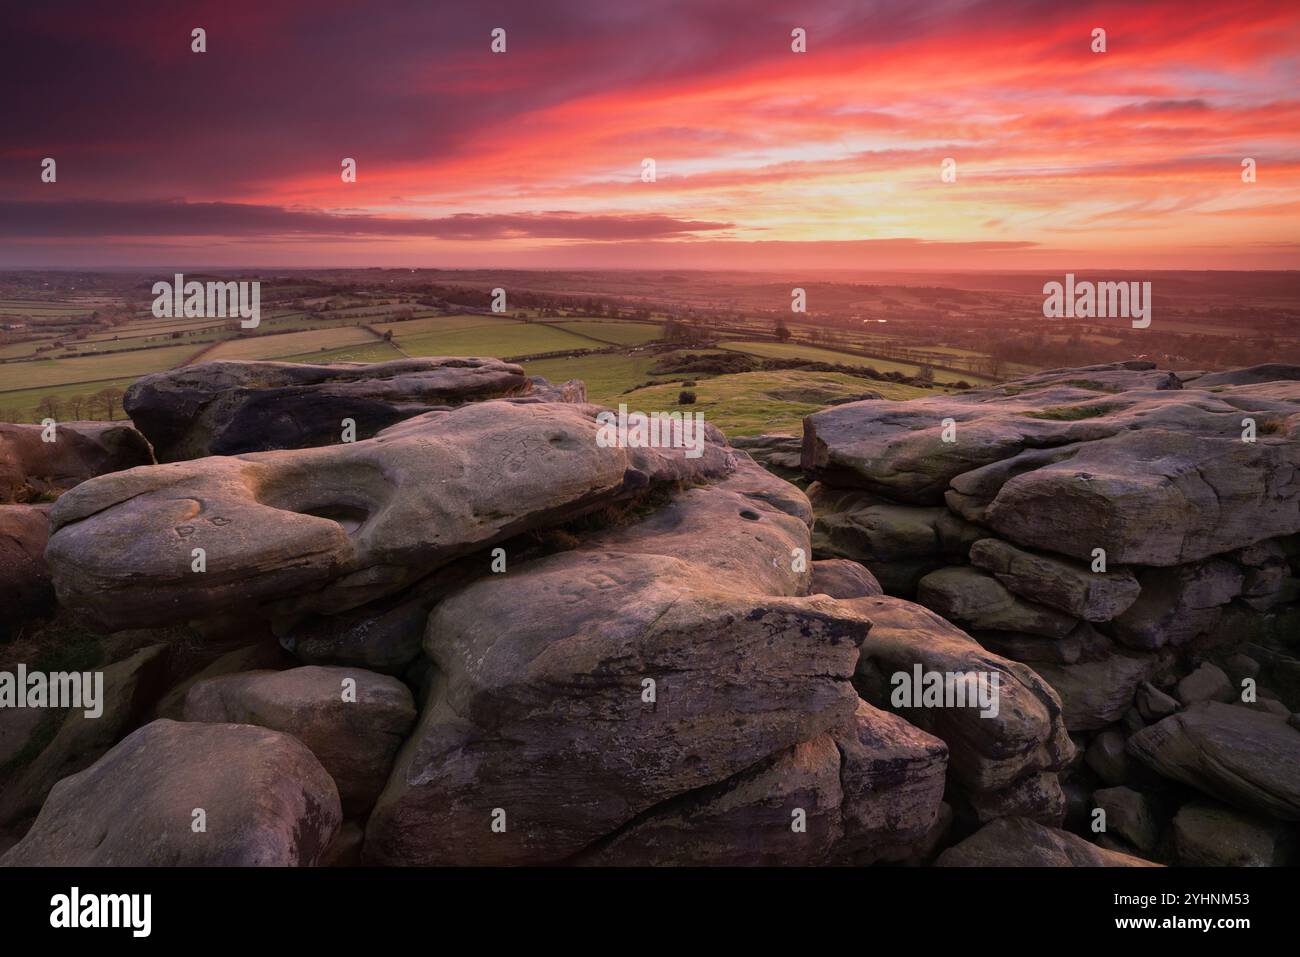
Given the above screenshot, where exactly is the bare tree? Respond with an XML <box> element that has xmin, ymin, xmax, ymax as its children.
<box><xmin>91</xmin><ymin>387</ymin><xmax>125</xmax><ymax>421</ymax></box>
<box><xmin>36</xmin><ymin>395</ymin><xmax>62</xmax><ymax>421</ymax></box>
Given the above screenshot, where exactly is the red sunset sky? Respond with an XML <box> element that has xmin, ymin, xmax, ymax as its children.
<box><xmin>1</xmin><ymin>0</ymin><xmax>1297</xmax><ymax>270</ymax></box>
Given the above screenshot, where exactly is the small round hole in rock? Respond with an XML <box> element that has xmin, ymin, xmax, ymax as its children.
<box><xmin>739</xmin><ymin>509</ymin><xmax>761</xmax><ymax>521</ymax></box>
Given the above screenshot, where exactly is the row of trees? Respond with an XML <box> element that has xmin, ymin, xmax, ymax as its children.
<box><xmin>18</xmin><ymin>388</ymin><xmax>127</xmax><ymax>424</ymax></box>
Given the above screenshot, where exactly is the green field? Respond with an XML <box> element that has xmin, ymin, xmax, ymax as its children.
<box><xmin>0</xmin><ymin>377</ymin><xmax>142</xmax><ymax>423</ymax></box>
<box><xmin>201</xmin><ymin>326</ymin><xmax>377</xmax><ymax>361</ymax></box>
<box><xmin>0</xmin><ymin>301</ymin><xmax>99</xmax><ymax>317</ymax></box>
<box><xmin>395</xmin><ymin>322</ymin><xmax>592</xmax><ymax>359</ymax></box>
<box><xmin>280</xmin><ymin>342</ymin><xmax>408</xmax><ymax>364</ymax></box>
<box><xmin>369</xmin><ymin>315</ymin><xmax>513</xmax><ymax>337</ymax></box>
<box><xmin>617</xmin><ymin>370</ymin><xmax>935</xmax><ymax>437</ymax></box>
<box><xmin>0</xmin><ymin>344</ymin><xmax>202</xmax><ymax>392</ymax></box>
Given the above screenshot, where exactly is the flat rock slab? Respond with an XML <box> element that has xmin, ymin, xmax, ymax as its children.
<box><xmin>969</xmin><ymin>537</ymin><xmax>1140</xmax><ymax>621</ymax></box>
<box><xmin>1127</xmin><ymin>701</ymin><xmax>1300</xmax><ymax>820</ymax></box>
<box><xmin>45</xmin><ymin>400</ymin><xmax>736</xmax><ymax>630</ymax></box>
<box><xmin>124</xmin><ymin>357</ymin><xmax>536</xmax><ymax>460</ymax></box>
<box><xmin>0</xmin><ymin>719</ymin><xmax>341</xmax><ymax>866</ymax></box>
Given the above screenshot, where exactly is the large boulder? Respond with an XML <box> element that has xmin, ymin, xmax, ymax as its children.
<box><xmin>183</xmin><ymin>666</ymin><xmax>416</xmax><ymax>815</ymax></box>
<box><xmin>582</xmin><ymin>701</ymin><xmax>949</xmax><ymax>867</ymax></box>
<box><xmin>729</xmin><ymin>433</ymin><xmax>803</xmax><ymax>478</ymax></box>
<box><xmin>122</xmin><ymin>357</ymin><xmax>537</xmax><ymax>460</ymax></box>
<box><xmin>0</xmin><ymin>421</ymin><xmax>153</xmax><ymax>501</ymax></box>
<box><xmin>0</xmin><ymin>719</ymin><xmax>341</xmax><ymax>866</ymax></box>
<box><xmin>152</xmin><ymin>635</ymin><xmax>295</xmax><ymax>720</ymax></box>
<box><xmin>44</xmin><ymin>400</ymin><xmax>736</xmax><ymax>630</ymax></box>
<box><xmin>828</xmin><ymin>700</ymin><xmax>948</xmax><ymax>862</ymax></box>
<box><xmin>364</xmin><ymin>461</ymin><xmax>871</xmax><ymax>865</ymax></box>
<box><xmin>1093</xmin><ymin>785</ymin><xmax>1160</xmax><ymax>852</ymax></box>
<box><xmin>1127</xmin><ymin>702</ymin><xmax>1300</xmax><ymax>820</ymax></box>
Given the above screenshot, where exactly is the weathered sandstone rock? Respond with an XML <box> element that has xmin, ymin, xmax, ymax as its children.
<box><xmin>45</xmin><ymin>400</ymin><xmax>736</xmax><ymax>630</ymax></box>
<box><xmin>969</xmin><ymin>538</ymin><xmax>1140</xmax><ymax>621</ymax></box>
<box><xmin>365</xmin><ymin>461</ymin><xmax>868</xmax><ymax>864</ymax></box>
<box><xmin>810</xmin><ymin>558</ymin><xmax>883</xmax><ymax>599</ymax></box>
<box><xmin>183</xmin><ymin>666</ymin><xmax>415</xmax><ymax>815</ymax></box>
<box><xmin>847</xmin><ymin>595</ymin><xmax>1075</xmax><ymax>794</ymax></box>
<box><xmin>0</xmin><ymin>719</ymin><xmax>341</xmax><ymax>866</ymax></box>
<box><xmin>123</xmin><ymin>357</ymin><xmax>535</xmax><ymax>460</ymax></box>
<box><xmin>1127</xmin><ymin>702</ymin><xmax>1300</xmax><ymax>820</ymax></box>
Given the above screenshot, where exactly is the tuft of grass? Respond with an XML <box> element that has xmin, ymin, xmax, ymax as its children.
<box><xmin>1022</xmin><ymin>403</ymin><xmax>1119</xmax><ymax>421</ymax></box>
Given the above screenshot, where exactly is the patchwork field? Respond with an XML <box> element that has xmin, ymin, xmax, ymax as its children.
<box><xmin>0</xmin><ymin>282</ymin><xmax>1037</xmax><ymax>426</ymax></box>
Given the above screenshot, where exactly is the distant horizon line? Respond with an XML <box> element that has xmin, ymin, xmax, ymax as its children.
<box><xmin>3</xmin><ymin>266</ymin><xmax>1298</xmax><ymax>275</ymax></box>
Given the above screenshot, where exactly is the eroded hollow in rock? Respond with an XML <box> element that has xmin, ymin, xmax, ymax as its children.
<box><xmin>298</xmin><ymin>504</ymin><xmax>370</xmax><ymax>534</ymax></box>
<box><xmin>253</xmin><ymin>461</ymin><xmax>392</xmax><ymax>535</ymax></box>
